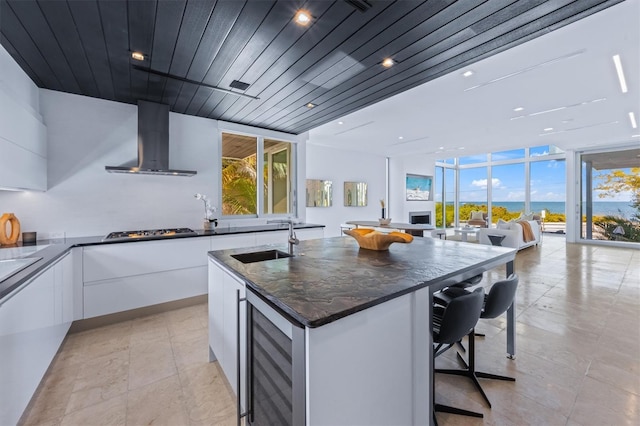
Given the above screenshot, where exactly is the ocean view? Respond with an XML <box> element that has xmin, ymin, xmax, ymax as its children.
<box><xmin>455</xmin><ymin>201</ymin><xmax>637</xmax><ymax>219</ymax></box>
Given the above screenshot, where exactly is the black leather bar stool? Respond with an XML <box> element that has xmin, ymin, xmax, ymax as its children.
<box><xmin>435</xmin><ymin>274</ymin><xmax>519</xmax><ymax>408</ymax></box>
<box><xmin>432</xmin><ymin>287</ymin><xmax>485</xmax><ymax>422</ymax></box>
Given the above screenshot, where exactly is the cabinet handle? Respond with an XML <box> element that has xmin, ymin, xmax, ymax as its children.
<box><xmin>236</xmin><ymin>289</ymin><xmax>247</xmax><ymax>426</ymax></box>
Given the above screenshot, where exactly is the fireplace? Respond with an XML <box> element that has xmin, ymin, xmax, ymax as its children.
<box><xmin>409</xmin><ymin>211</ymin><xmax>431</xmax><ymax>225</ymax></box>
<box><xmin>407</xmin><ymin>211</ymin><xmax>432</xmax><ymax>237</ymax></box>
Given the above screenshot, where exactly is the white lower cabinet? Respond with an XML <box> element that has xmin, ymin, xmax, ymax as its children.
<box><xmin>0</xmin><ymin>253</ymin><xmax>73</xmax><ymax>426</ymax></box>
<box><xmin>82</xmin><ymin>238</ymin><xmax>210</xmax><ymax>318</ymax></box>
<box><xmin>211</xmin><ymin>233</ymin><xmax>257</xmax><ymax>250</ymax></box>
<box><xmin>296</xmin><ymin>227</ymin><xmax>324</xmax><ymax>240</ymax></box>
<box><xmin>82</xmin><ymin>228</ymin><xmax>323</xmax><ymax>319</ymax></box>
<box><xmin>208</xmin><ymin>259</ymin><xmax>246</xmax><ymax>410</ymax></box>
<box><xmin>253</xmin><ymin>227</ymin><xmax>324</xmax><ymax>247</ymax></box>
<box><xmin>254</xmin><ymin>230</ymin><xmax>288</xmax><ymax>246</ymax></box>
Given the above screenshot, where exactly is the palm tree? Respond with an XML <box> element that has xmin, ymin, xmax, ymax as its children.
<box><xmin>222</xmin><ymin>156</ymin><xmax>257</xmax><ymax>215</ymax></box>
<box><xmin>222</xmin><ymin>147</ymin><xmax>291</xmax><ymax>215</ymax></box>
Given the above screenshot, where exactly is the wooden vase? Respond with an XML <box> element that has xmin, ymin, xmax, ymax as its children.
<box><xmin>0</xmin><ymin>213</ymin><xmax>21</xmax><ymax>245</ymax></box>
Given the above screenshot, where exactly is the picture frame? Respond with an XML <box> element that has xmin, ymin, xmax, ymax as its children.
<box><xmin>344</xmin><ymin>181</ymin><xmax>368</xmax><ymax>207</ymax></box>
<box><xmin>406</xmin><ymin>174</ymin><xmax>433</xmax><ymax>201</ymax></box>
<box><xmin>306</xmin><ymin>179</ymin><xmax>333</xmax><ymax>207</ymax></box>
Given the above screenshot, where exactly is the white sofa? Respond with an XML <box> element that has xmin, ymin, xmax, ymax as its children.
<box><xmin>478</xmin><ymin>220</ymin><xmax>541</xmax><ymax>250</ymax></box>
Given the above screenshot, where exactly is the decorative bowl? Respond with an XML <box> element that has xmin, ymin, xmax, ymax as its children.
<box><xmin>343</xmin><ymin>228</ymin><xmax>413</xmax><ymax>251</ymax></box>
<box><xmin>378</xmin><ymin>218</ymin><xmax>392</xmax><ymax>226</ymax></box>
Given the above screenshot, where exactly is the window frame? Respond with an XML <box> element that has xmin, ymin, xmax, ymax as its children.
<box><xmin>219</xmin><ymin>129</ymin><xmax>297</xmax><ymax>219</ymax></box>
<box><xmin>437</xmin><ymin>148</ymin><xmax>566</xmax><ymax>226</ymax></box>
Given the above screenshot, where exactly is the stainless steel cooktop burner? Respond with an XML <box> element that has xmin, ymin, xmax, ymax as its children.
<box><xmin>102</xmin><ymin>228</ymin><xmax>197</xmax><ymax>241</ymax></box>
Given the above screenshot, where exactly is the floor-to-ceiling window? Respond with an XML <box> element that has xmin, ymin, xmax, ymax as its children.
<box><xmin>491</xmin><ymin>162</ymin><xmax>525</xmax><ymax>224</ymax></box>
<box><xmin>434</xmin><ymin>166</ymin><xmax>444</xmax><ymax>227</ymax></box>
<box><xmin>434</xmin><ymin>165</ymin><xmax>456</xmax><ymax>228</ymax></box>
<box><xmin>459</xmin><ymin>157</ymin><xmax>488</xmax><ymax>225</ymax></box>
<box><xmin>445</xmin><ymin>168</ymin><xmax>455</xmax><ymax>227</ymax></box>
<box><xmin>531</xmin><ymin>159</ymin><xmax>566</xmax><ymax>233</ymax></box>
<box><xmin>436</xmin><ymin>145</ymin><xmax>566</xmax><ymax>229</ymax></box>
<box><xmin>580</xmin><ymin>147</ymin><xmax>639</xmax><ymax>244</ymax></box>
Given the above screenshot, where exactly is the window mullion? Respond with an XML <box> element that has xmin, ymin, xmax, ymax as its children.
<box><xmin>257</xmin><ymin>136</ymin><xmax>264</xmax><ymax>217</ymax></box>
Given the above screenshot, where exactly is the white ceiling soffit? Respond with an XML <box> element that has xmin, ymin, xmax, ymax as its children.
<box><xmin>308</xmin><ymin>0</ymin><xmax>640</xmax><ymax>158</ymax></box>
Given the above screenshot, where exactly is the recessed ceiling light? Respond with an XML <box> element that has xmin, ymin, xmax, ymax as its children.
<box><xmin>398</xmin><ymin>136</ymin><xmax>403</xmax><ymax>140</ymax></box>
<box><xmin>439</xmin><ymin>146</ymin><xmax>444</xmax><ymax>150</ymax></box>
<box><xmin>382</xmin><ymin>58</ymin><xmax>395</xmax><ymax>68</ymax></box>
<box><xmin>543</xmin><ymin>127</ymin><xmax>554</xmax><ymax>131</ymax></box>
<box><xmin>338</xmin><ymin>121</ymin><xmax>343</xmax><ymax>125</ymax></box>
<box><xmin>612</xmin><ymin>54</ymin><xmax>628</xmax><ymax>93</ymax></box>
<box><xmin>462</xmin><ymin>70</ymin><xmax>474</xmax><ymax>77</ymax></box>
<box><xmin>513</xmin><ymin>107</ymin><xmax>524</xmax><ymax>112</ymax></box>
<box><xmin>530</xmin><ymin>107</ymin><xmax>567</xmax><ymax>116</ymax></box>
<box><xmin>294</xmin><ymin>10</ymin><xmax>312</xmax><ymax>26</ymax></box>
<box><xmin>629</xmin><ymin>112</ymin><xmax>637</xmax><ymax>129</ymax></box>
<box><xmin>131</xmin><ymin>52</ymin><xmax>145</xmax><ymax>61</ymax></box>
<box><xmin>305</xmin><ymin>102</ymin><xmax>316</xmax><ymax>109</ymax></box>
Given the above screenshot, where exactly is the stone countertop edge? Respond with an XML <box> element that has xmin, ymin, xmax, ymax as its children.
<box><xmin>0</xmin><ymin>223</ymin><xmax>325</xmax><ymax>302</ymax></box>
<box><xmin>207</xmin><ymin>237</ymin><xmax>516</xmax><ymax>329</ymax></box>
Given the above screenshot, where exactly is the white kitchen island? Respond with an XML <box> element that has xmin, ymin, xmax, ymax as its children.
<box><xmin>208</xmin><ymin>236</ymin><xmax>516</xmax><ymax>425</ymax></box>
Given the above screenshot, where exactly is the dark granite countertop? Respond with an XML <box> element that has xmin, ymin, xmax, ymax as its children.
<box><xmin>208</xmin><ymin>236</ymin><xmax>516</xmax><ymax>328</ymax></box>
<box><xmin>0</xmin><ymin>223</ymin><xmax>324</xmax><ymax>302</ymax></box>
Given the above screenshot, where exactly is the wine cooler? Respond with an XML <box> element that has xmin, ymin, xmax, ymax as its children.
<box><xmin>242</xmin><ymin>288</ymin><xmax>305</xmax><ymax>425</ymax></box>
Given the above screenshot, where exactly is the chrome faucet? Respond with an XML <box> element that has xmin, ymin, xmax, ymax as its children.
<box><xmin>267</xmin><ymin>218</ymin><xmax>299</xmax><ymax>255</ymax></box>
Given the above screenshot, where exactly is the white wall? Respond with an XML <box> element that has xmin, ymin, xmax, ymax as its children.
<box><xmin>0</xmin><ymin>90</ymin><xmax>306</xmax><ymax>239</ymax></box>
<box><xmin>389</xmin><ymin>154</ymin><xmax>436</xmax><ymax>225</ymax></box>
<box><xmin>305</xmin><ymin>144</ymin><xmax>386</xmax><ymax>237</ymax></box>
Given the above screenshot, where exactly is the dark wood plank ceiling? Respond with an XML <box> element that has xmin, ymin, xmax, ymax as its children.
<box><xmin>0</xmin><ymin>0</ymin><xmax>622</xmax><ymax>135</ymax></box>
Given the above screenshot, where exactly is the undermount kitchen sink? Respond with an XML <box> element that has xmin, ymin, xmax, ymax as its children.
<box><xmin>231</xmin><ymin>250</ymin><xmax>292</xmax><ymax>264</ymax></box>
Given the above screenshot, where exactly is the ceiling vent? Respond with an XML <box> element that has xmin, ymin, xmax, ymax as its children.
<box><xmin>344</xmin><ymin>0</ymin><xmax>373</xmax><ymax>12</ymax></box>
<box><xmin>230</xmin><ymin>80</ymin><xmax>251</xmax><ymax>91</ymax></box>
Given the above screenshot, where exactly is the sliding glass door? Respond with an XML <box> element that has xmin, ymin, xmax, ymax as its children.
<box><xmin>580</xmin><ymin>147</ymin><xmax>639</xmax><ymax>244</ymax></box>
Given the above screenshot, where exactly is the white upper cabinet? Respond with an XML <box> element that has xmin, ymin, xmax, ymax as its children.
<box><xmin>0</xmin><ymin>46</ymin><xmax>47</xmax><ymax>191</ymax></box>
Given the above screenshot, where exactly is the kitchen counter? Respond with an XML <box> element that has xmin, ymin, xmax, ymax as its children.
<box><xmin>0</xmin><ymin>223</ymin><xmax>324</xmax><ymax>302</ymax></box>
<box><xmin>208</xmin><ymin>236</ymin><xmax>516</xmax><ymax>328</ymax></box>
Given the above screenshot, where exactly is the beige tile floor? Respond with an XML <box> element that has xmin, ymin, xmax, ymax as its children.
<box><xmin>21</xmin><ymin>235</ymin><xmax>639</xmax><ymax>425</ymax></box>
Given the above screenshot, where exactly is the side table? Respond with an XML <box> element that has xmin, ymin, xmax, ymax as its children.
<box><xmin>432</xmin><ymin>229</ymin><xmax>447</xmax><ymax>240</ymax></box>
<box><xmin>487</xmin><ymin>234</ymin><xmax>506</xmax><ymax>246</ymax></box>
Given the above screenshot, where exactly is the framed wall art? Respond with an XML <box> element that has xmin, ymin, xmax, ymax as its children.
<box><xmin>406</xmin><ymin>174</ymin><xmax>433</xmax><ymax>201</ymax></box>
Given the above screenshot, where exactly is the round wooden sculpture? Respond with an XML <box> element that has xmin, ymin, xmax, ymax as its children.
<box><xmin>0</xmin><ymin>213</ymin><xmax>21</xmax><ymax>245</ymax></box>
<box><xmin>343</xmin><ymin>228</ymin><xmax>413</xmax><ymax>251</ymax></box>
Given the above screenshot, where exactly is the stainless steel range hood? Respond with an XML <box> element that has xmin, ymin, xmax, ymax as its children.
<box><xmin>106</xmin><ymin>100</ymin><xmax>197</xmax><ymax>176</ymax></box>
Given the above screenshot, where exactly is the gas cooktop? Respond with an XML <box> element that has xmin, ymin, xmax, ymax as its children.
<box><xmin>102</xmin><ymin>228</ymin><xmax>198</xmax><ymax>242</ymax></box>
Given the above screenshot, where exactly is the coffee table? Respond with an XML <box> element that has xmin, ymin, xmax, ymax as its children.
<box><xmin>453</xmin><ymin>227</ymin><xmax>479</xmax><ymax>242</ymax></box>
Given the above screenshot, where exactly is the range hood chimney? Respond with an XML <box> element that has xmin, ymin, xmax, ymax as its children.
<box><xmin>105</xmin><ymin>100</ymin><xmax>197</xmax><ymax>176</ymax></box>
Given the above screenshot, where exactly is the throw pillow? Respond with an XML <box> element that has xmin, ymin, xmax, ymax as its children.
<box><xmin>518</xmin><ymin>212</ymin><xmax>535</xmax><ymax>221</ymax></box>
<box><xmin>470</xmin><ymin>211</ymin><xmax>485</xmax><ymax>220</ymax></box>
<box><xmin>497</xmin><ymin>219</ymin><xmax>512</xmax><ymax>230</ymax></box>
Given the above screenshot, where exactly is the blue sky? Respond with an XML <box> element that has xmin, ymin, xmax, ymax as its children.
<box><xmin>437</xmin><ymin>145</ymin><xmax>634</xmax><ymax>203</ymax></box>
<box><xmin>454</xmin><ymin>159</ymin><xmax>566</xmax><ymax>202</ymax></box>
